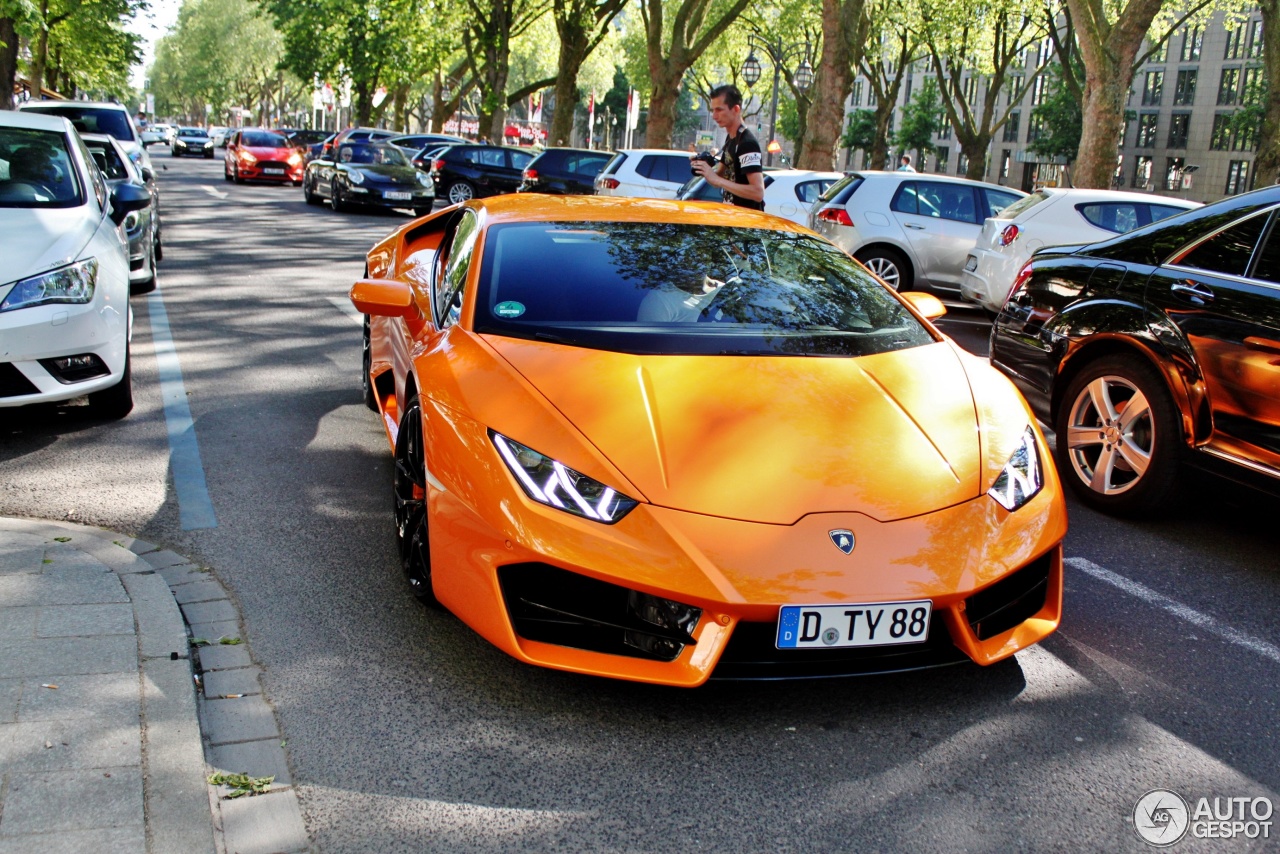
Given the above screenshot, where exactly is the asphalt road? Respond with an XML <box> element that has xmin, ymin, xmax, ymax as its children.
<box><xmin>3</xmin><ymin>150</ymin><xmax>1279</xmax><ymax>852</ymax></box>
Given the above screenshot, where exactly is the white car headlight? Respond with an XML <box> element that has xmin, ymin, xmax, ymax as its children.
<box><xmin>416</xmin><ymin>173</ymin><xmax>433</xmax><ymax>188</ymax></box>
<box><xmin>347</xmin><ymin>170</ymin><xmax>365</xmax><ymax>185</ymax></box>
<box><xmin>988</xmin><ymin>426</ymin><xmax>1043</xmax><ymax>511</ymax></box>
<box><xmin>492</xmin><ymin>431</ymin><xmax>638</xmax><ymax>523</ymax></box>
<box><xmin>0</xmin><ymin>258</ymin><xmax>98</xmax><ymax>312</ymax></box>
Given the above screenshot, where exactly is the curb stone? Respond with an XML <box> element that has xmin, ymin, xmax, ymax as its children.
<box><xmin>0</xmin><ymin>519</ymin><xmax>311</xmax><ymax>854</ymax></box>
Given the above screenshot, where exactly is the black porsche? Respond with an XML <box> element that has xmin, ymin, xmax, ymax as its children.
<box><xmin>303</xmin><ymin>142</ymin><xmax>434</xmax><ymax>215</ymax></box>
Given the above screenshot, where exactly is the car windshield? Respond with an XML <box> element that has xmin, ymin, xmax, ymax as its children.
<box><xmin>84</xmin><ymin>140</ymin><xmax>130</xmax><ymax>180</ymax></box>
<box><xmin>26</xmin><ymin>106</ymin><xmax>132</xmax><ymax>142</ymax></box>
<box><xmin>475</xmin><ymin>222</ymin><xmax>935</xmax><ymax>357</ymax></box>
<box><xmin>178</xmin><ymin>128</ymin><xmax>206</xmax><ymax>138</ymax></box>
<box><xmin>0</xmin><ymin>127</ymin><xmax>83</xmax><ymax>208</ymax></box>
<box><xmin>339</xmin><ymin>143</ymin><xmax>409</xmax><ymax>166</ymax></box>
<box><xmin>241</xmin><ymin>131</ymin><xmax>289</xmax><ymax>148</ymax></box>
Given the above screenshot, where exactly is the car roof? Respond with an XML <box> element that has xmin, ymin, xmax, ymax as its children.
<box><xmin>766</xmin><ymin>169</ymin><xmax>844</xmax><ymax>181</ymax></box>
<box><xmin>461</xmin><ymin>194</ymin><xmax>806</xmax><ymax>231</ymax></box>
<box><xmin>0</xmin><ymin>110</ymin><xmax>73</xmax><ymax>132</ymax></box>
<box><xmin>20</xmin><ymin>100</ymin><xmax>128</xmax><ymax>110</ymax></box>
<box><xmin>1034</xmin><ymin>187</ymin><xmax>1199</xmax><ymax>207</ymax></box>
<box><xmin>616</xmin><ymin>148</ymin><xmax>692</xmax><ymax>156</ymax></box>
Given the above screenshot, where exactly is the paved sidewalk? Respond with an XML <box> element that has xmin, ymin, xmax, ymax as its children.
<box><xmin>0</xmin><ymin>518</ymin><xmax>309</xmax><ymax>854</ymax></box>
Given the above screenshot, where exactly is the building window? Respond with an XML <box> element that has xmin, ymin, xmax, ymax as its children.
<box><xmin>1027</xmin><ymin>114</ymin><xmax>1046</xmax><ymax>142</ymax></box>
<box><xmin>1219</xmin><ymin>67</ymin><xmax>1241</xmax><ymax>104</ymax></box>
<box><xmin>1211</xmin><ymin>113</ymin><xmax>1233</xmax><ymax>150</ymax></box>
<box><xmin>1168</xmin><ymin>112</ymin><xmax>1190</xmax><ymax>148</ymax></box>
<box><xmin>964</xmin><ymin>77</ymin><xmax>979</xmax><ymax>106</ymax></box>
<box><xmin>1248</xmin><ymin>20</ymin><xmax>1264</xmax><ymax>59</ymax></box>
<box><xmin>1007</xmin><ymin>74</ymin><xmax>1023</xmax><ymax>104</ymax></box>
<box><xmin>1149</xmin><ymin>39</ymin><xmax>1168</xmax><ymax>64</ymax></box>
<box><xmin>1225</xmin><ymin>25</ymin><xmax>1246</xmax><ymax>60</ymax></box>
<box><xmin>1031</xmin><ymin>75</ymin><xmax>1048</xmax><ymax>106</ymax></box>
<box><xmin>851</xmin><ymin>80</ymin><xmax>863</xmax><ymax>107</ymax></box>
<box><xmin>1142</xmin><ymin>71</ymin><xmax>1164</xmax><ymax>105</ymax></box>
<box><xmin>1173</xmin><ymin>69</ymin><xmax>1197</xmax><ymax>105</ymax></box>
<box><xmin>1180</xmin><ymin>27</ymin><xmax>1202</xmax><ymax>62</ymax></box>
<box><xmin>1234</xmin><ymin>116</ymin><xmax>1259</xmax><ymax>151</ymax></box>
<box><xmin>1225</xmin><ymin>160</ymin><xmax>1250</xmax><ymax>195</ymax></box>
<box><xmin>1133</xmin><ymin>155</ymin><xmax>1153</xmax><ymax>188</ymax></box>
<box><xmin>903</xmin><ymin>77</ymin><xmax>912</xmax><ymax>104</ymax></box>
<box><xmin>1000</xmin><ymin>149</ymin><xmax>1011</xmax><ymax>181</ymax></box>
<box><xmin>1242</xmin><ymin>66</ymin><xmax>1263</xmax><ymax>103</ymax></box>
<box><xmin>1137</xmin><ymin>113</ymin><xmax>1159</xmax><ymax>147</ymax></box>
<box><xmin>1165</xmin><ymin>157</ymin><xmax>1185</xmax><ymax>191</ymax></box>
<box><xmin>935</xmin><ymin>146</ymin><xmax>949</xmax><ymax>174</ymax></box>
<box><xmin>1004</xmin><ymin>111</ymin><xmax>1020</xmax><ymax>143</ymax></box>
<box><xmin>957</xmin><ymin>152</ymin><xmax>969</xmax><ymax>175</ymax></box>
<box><xmin>938</xmin><ymin>121</ymin><xmax>951</xmax><ymax>140</ymax></box>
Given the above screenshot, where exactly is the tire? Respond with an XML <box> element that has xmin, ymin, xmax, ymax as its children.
<box><xmin>855</xmin><ymin>247</ymin><xmax>910</xmax><ymax>291</ymax></box>
<box><xmin>232</xmin><ymin>164</ymin><xmax>244</xmax><ymax>184</ymax></box>
<box><xmin>1054</xmin><ymin>354</ymin><xmax>1183</xmax><ymax>516</ymax></box>
<box><xmin>446</xmin><ymin>180</ymin><xmax>474</xmax><ymax>204</ymax></box>
<box><xmin>153</xmin><ymin>228</ymin><xmax>163</xmax><ymax>263</ymax></box>
<box><xmin>393</xmin><ymin>392</ymin><xmax>440</xmax><ymax>606</ymax></box>
<box><xmin>223</xmin><ymin>164</ymin><xmax>232</xmax><ymax>182</ymax></box>
<box><xmin>362</xmin><ymin>315</ymin><xmax>378</xmax><ymax>411</ymax></box>
<box><xmin>88</xmin><ymin>346</ymin><xmax>133</xmax><ymax>420</ymax></box>
<box><xmin>330</xmin><ymin>184</ymin><xmax>346</xmax><ymax>212</ymax></box>
<box><xmin>303</xmin><ymin>179</ymin><xmax>318</xmax><ymax>205</ymax></box>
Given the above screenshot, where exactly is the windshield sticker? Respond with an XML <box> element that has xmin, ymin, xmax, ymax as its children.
<box><xmin>494</xmin><ymin>301</ymin><xmax>526</xmax><ymax>318</ymax></box>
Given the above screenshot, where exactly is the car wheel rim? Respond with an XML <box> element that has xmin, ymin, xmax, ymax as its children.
<box><xmin>448</xmin><ymin>183</ymin><xmax>472</xmax><ymax>203</ymax></box>
<box><xmin>392</xmin><ymin>401</ymin><xmax>431</xmax><ymax>596</ymax></box>
<box><xmin>864</xmin><ymin>257</ymin><xmax>900</xmax><ymax>289</ymax></box>
<box><xmin>1065</xmin><ymin>375</ymin><xmax>1153</xmax><ymax>496</ymax></box>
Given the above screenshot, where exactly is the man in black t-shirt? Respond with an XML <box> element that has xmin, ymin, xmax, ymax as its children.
<box><xmin>690</xmin><ymin>84</ymin><xmax>765</xmax><ymax>211</ymax></box>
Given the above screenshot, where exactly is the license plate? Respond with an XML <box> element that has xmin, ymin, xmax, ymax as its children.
<box><xmin>263</xmin><ymin>167</ymin><xmax>284</xmax><ymax>175</ymax></box>
<box><xmin>776</xmin><ymin>600</ymin><xmax>932</xmax><ymax>649</ymax></box>
<box><xmin>384</xmin><ymin>191</ymin><xmax>412</xmax><ymax>200</ymax></box>
<box><xmin>964</xmin><ymin>255</ymin><xmax>978</xmax><ymax>272</ymax></box>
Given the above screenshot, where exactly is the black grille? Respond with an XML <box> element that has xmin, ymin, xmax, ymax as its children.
<box><xmin>965</xmin><ymin>552</ymin><xmax>1053</xmax><ymax>641</ymax></box>
<box><xmin>711</xmin><ymin>618</ymin><xmax>968</xmax><ymax>680</ymax></box>
<box><xmin>498</xmin><ymin>563</ymin><xmax>697</xmax><ymax>662</ymax></box>
<box><xmin>0</xmin><ymin>363</ymin><xmax>39</xmax><ymax>398</ymax></box>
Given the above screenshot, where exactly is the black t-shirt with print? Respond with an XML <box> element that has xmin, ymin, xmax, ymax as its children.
<box><xmin>719</xmin><ymin>125</ymin><xmax>764</xmax><ymax>211</ymax></box>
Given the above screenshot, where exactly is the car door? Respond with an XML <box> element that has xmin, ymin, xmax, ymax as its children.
<box><xmin>890</xmin><ymin>180</ymin><xmax>984</xmax><ymax>289</ymax></box>
<box><xmin>471</xmin><ymin>147</ymin><xmax>506</xmax><ymax>193</ymax></box>
<box><xmin>1147</xmin><ymin>207</ymin><xmax>1280</xmax><ymax>470</ymax></box>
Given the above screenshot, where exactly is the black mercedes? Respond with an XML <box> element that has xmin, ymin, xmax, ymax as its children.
<box><xmin>303</xmin><ymin>142</ymin><xmax>434</xmax><ymax>215</ymax></box>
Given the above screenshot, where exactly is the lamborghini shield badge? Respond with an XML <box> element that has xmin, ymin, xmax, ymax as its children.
<box><xmin>829</xmin><ymin>529</ymin><xmax>855</xmax><ymax>555</ymax></box>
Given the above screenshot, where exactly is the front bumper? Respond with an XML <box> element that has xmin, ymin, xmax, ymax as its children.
<box><xmin>0</xmin><ymin>299</ymin><xmax>129</xmax><ymax>407</ymax></box>
<box><xmin>344</xmin><ymin>184</ymin><xmax>434</xmax><ymax>208</ymax></box>
<box><xmin>234</xmin><ymin>161</ymin><xmax>305</xmax><ymax>182</ymax></box>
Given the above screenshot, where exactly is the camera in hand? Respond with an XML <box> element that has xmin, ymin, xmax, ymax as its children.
<box><xmin>690</xmin><ymin>151</ymin><xmax>716</xmax><ymax>175</ymax></box>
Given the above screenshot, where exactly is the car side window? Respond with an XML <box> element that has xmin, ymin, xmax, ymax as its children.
<box><xmin>509</xmin><ymin>150</ymin><xmax>533</xmax><ymax>170</ymax></box>
<box><xmin>1148</xmin><ymin>204</ymin><xmax>1188</xmax><ymax>223</ymax></box>
<box><xmin>477</xmin><ymin>149</ymin><xmax>505</xmax><ymax>168</ymax></box>
<box><xmin>70</xmin><ymin>133</ymin><xmax>106</xmax><ymax>210</ymax></box>
<box><xmin>661</xmin><ymin>156</ymin><xmax>688</xmax><ymax>182</ymax></box>
<box><xmin>918</xmin><ymin>182</ymin><xmax>979</xmax><ymax>224</ymax></box>
<box><xmin>576</xmin><ymin>154</ymin><xmax>609</xmax><ymax>176</ymax></box>
<box><xmin>1080</xmin><ymin>203</ymin><xmax>1142</xmax><ymax>233</ymax></box>
<box><xmin>1177</xmin><ymin>213</ymin><xmax>1268</xmax><ymax>278</ymax></box>
<box><xmin>794</xmin><ymin>181</ymin><xmax>830</xmax><ymax>203</ymax></box>
<box><xmin>890</xmin><ymin>183</ymin><xmax>919</xmax><ymax>215</ymax></box>
<box><xmin>984</xmin><ymin>188</ymin><xmax>1022</xmax><ymax>219</ymax></box>
<box><xmin>1247</xmin><ymin>215</ymin><xmax>1280</xmax><ymax>284</ymax></box>
<box><xmin>436</xmin><ymin>212</ymin><xmax>480</xmax><ymax>328</ymax></box>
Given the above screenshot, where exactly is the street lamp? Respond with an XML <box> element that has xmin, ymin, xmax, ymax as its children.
<box><xmin>740</xmin><ymin>35</ymin><xmax>812</xmax><ymax>166</ymax></box>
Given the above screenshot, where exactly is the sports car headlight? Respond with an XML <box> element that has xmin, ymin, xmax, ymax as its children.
<box><xmin>988</xmin><ymin>426</ymin><xmax>1042</xmax><ymax>511</ymax></box>
<box><xmin>348</xmin><ymin>170</ymin><xmax>365</xmax><ymax>185</ymax></box>
<box><xmin>0</xmin><ymin>258</ymin><xmax>98</xmax><ymax>312</ymax></box>
<box><xmin>416</xmin><ymin>172</ymin><xmax>432</xmax><ymax>188</ymax></box>
<box><xmin>492</xmin><ymin>431</ymin><xmax>639</xmax><ymax>523</ymax></box>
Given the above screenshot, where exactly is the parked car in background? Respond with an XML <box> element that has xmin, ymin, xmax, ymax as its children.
<box><xmin>429</xmin><ymin>143</ymin><xmax>534</xmax><ymax>203</ymax></box>
<box><xmin>388</xmin><ymin>133</ymin><xmax>466</xmax><ymax>155</ymax></box>
<box><xmin>809</xmin><ymin>172</ymin><xmax>1025</xmax><ymax>293</ymax></box>
<box><xmin>140</xmin><ymin>125</ymin><xmax>167</xmax><ymax>147</ymax></box>
<box><xmin>960</xmin><ymin>188</ymin><xmax>1201</xmax><ymax>313</ymax></box>
<box><xmin>304</xmin><ymin>141</ymin><xmax>433</xmax><ymax>214</ymax></box>
<box><xmin>324</xmin><ymin>126</ymin><xmax>396</xmax><ymax>158</ymax></box>
<box><xmin>677</xmin><ymin>169</ymin><xmax>843</xmax><ymax>226</ymax></box>
<box><xmin>170</xmin><ymin>126</ymin><xmax>214</xmax><ymax>158</ymax></box>
<box><xmin>280</xmin><ymin>129</ymin><xmax>329</xmax><ymax>152</ymax></box>
<box><xmin>990</xmin><ymin>186</ymin><xmax>1280</xmax><ymax>516</ymax></box>
<box><xmin>0</xmin><ymin>110</ymin><xmax>152</xmax><ymax>418</ymax></box>
<box><xmin>593</xmin><ymin>148</ymin><xmax>695</xmax><ymax>199</ymax></box>
<box><xmin>18</xmin><ymin>100</ymin><xmax>152</xmax><ymax>174</ymax></box>
<box><xmin>305</xmin><ymin>133</ymin><xmax>336</xmax><ymax>164</ymax></box>
<box><xmin>82</xmin><ymin>133</ymin><xmax>162</xmax><ymax>292</ymax></box>
<box><xmin>517</xmin><ymin>147</ymin><xmax>611</xmax><ymax>195</ymax></box>
<box><xmin>411</xmin><ymin>143</ymin><xmax>462</xmax><ymax>172</ymax></box>
<box><xmin>209</xmin><ymin>126</ymin><xmax>231</xmax><ymax>147</ymax></box>
<box><xmin>224</xmin><ymin>128</ymin><xmax>304</xmax><ymax>185</ymax></box>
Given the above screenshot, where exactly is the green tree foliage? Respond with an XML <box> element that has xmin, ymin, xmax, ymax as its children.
<box><xmin>894</xmin><ymin>77</ymin><xmax>941</xmax><ymax>163</ymax></box>
<box><xmin>1027</xmin><ymin>60</ymin><xmax>1082</xmax><ymax>163</ymax></box>
<box><xmin>840</xmin><ymin>107</ymin><xmax>876</xmax><ymax>162</ymax></box>
<box><xmin>2</xmin><ymin>0</ymin><xmax>141</xmax><ymax>105</ymax></box>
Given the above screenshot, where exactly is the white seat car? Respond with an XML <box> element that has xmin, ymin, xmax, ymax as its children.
<box><xmin>0</xmin><ymin>111</ymin><xmax>152</xmax><ymax>418</ymax></box>
<box><xmin>677</xmin><ymin>168</ymin><xmax>844</xmax><ymax>225</ymax></box>
<box><xmin>809</xmin><ymin>171</ymin><xmax>1025</xmax><ymax>293</ymax></box>
<box><xmin>959</xmin><ymin>187</ymin><xmax>1201</xmax><ymax>313</ymax></box>
<box><xmin>594</xmin><ymin>148</ymin><xmax>695</xmax><ymax>199</ymax></box>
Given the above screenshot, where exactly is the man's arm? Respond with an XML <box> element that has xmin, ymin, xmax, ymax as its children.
<box><xmin>690</xmin><ymin>136</ymin><xmax>764</xmax><ymax>202</ymax></box>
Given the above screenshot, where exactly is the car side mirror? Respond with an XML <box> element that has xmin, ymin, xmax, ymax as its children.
<box><xmin>901</xmin><ymin>291</ymin><xmax>947</xmax><ymax>320</ymax></box>
<box><xmin>350</xmin><ymin>279</ymin><xmax>426</xmax><ymax>331</ymax></box>
<box><xmin>109</xmin><ymin>182</ymin><xmax>152</xmax><ymax>226</ymax></box>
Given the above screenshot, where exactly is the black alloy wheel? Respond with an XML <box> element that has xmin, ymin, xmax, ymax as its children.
<box><xmin>361</xmin><ymin>315</ymin><xmax>378</xmax><ymax>411</ymax></box>
<box><xmin>393</xmin><ymin>393</ymin><xmax>439</xmax><ymax>606</ymax></box>
<box><xmin>330</xmin><ymin>182</ymin><xmax>346</xmax><ymax>212</ymax></box>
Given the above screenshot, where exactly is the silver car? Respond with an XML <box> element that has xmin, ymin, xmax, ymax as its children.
<box><xmin>808</xmin><ymin>171</ymin><xmax>1025</xmax><ymax>293</ymax></box>
<box><xmin>82</xmin><ymin>133</ymin><xmax>161</xmax><ymax>293</ymax></box>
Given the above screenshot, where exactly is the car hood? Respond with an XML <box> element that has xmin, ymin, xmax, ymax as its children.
<box><xmin>0</xmin><ymin>206</ymin><xmax>97</xmax><ymax>286</ymax></box>
<box><xmin>349</xmin><ymin>164</ymin><xmax>419</xmax><ymax>182</ymax></box>
<box><xmin>486</xmin><ymin>338</ymin><xmax>983</xmax><ymax>524</ymax></box>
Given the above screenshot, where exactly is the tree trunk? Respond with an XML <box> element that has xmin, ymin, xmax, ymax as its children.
<box><xmin>30</xmin><ymin>0</ymin><xmax>49</xmax><ymax>98</ymax></box>
<box><xmin>0</xmin><ymin>17</ymin><xmax>17</xmax><ymax>109</ymax></box>
<box><xmin>549</xmin><ymin>30</ymin><xmax>587</xmax><ymax>146</ymax></box>
<box><xmin>870</xmin><ymin>102</ymin><xmax>893</xmax><ymax>170</ymax></box>
<box><xmin>962</xmin><ymin>137</ymin><xmax>990</xmax><ymax>180</ymax></box>
<box><xmin>797</xmin><ymin>0</ymin><xmax>866</xmax><ymax>170</ymax></box>
<box><xmin>644</xmin><ymin>70</ymin><xmax>681</xmax><ymax>148</ymax></box>
<box><xmin>1255</xmin><ymin>0</ymin><xmax>1280</xmax><ymax>184</ymax></box>
<box><xmin>354</xmin><ymin>79</ymin><xmax>372</xmax><ymax>125</ymax></box>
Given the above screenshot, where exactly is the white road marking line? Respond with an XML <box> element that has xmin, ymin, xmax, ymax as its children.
<box><xmin>327</xmin><ymin>296</ymin><xmax>363</xmax><ymax>325</ymax></box>
<box><xmin>1066</xmin><ymin>557</ymin><xmax>1280</xmax><ymax>665</ymax></box>
<box><xmin>201</xmin><ymin>185</ymin><xmax>228</xmax><ymax>199</ymax></box>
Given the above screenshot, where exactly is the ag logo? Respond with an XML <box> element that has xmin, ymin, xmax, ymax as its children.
<box><xmin>1134</xmin><ymin>789</ymin><xmax>1190</xmax><ymax>847</ymax></box>
<box><xmin>829</xmin><ymin>529</ymin><xmax>855</xmax><ymax>555</ymax></box>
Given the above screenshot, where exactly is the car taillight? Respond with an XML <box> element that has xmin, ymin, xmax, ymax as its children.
<box><xmin>816</xmin><ymin>207</ymin><xmax>854</xmax><ymax>227</ymax></box>
<box><xmin>1005</xmin><ymin>261</ymin><xmax>1035</xmax><ymax>305</ymax></box>
<box><xmin>523</xmin><ymin>168</ymin><xmax>538</xmax><ymax>181</ymax></box>
<box><xmin>598</xmin><ymin>177</ymin><xmax>620</xmax><ymax>190</ymax></box>
<box><xmin>1000</xmin><ymin>224</ymin><xmax>1020</xmax><ymax>247</ymax></box>
<box><xmin>432</xmin><ymin>159</ymin><xmax>445</xmax><ymax>172</ymax></box>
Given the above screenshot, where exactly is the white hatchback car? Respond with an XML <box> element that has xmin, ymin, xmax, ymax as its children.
<box><xmin>959</xmin><ymin>188</ymin><xmax>1201</xmax><ymax>313</ymax></box>
<box><xmin>677</xmin><ymin>168</ymin><xmax>844</xmax><ymax>226</ymax></box>
<box><xmin>0</xmin><ymin>111</ymin><xmax>152</xmax><ymax>418</ymax></box>
<box><xmin>593</xmin><ymin>148</ymin><xmax>695</xmax><ymax>199</ymax></box>
<box><xmin>808</xmin><ymin>171</ymin><xmax>1025</xmax><ymax>293</ymax></box>
<box><xmin>19</xmin><ymin>100</ymin><xmax>152</xmax><ymax>175</ymax></box>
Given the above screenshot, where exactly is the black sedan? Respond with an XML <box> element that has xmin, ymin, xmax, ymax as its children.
<box><xmin>516</xmin><ymin>146</ymin><xmax>611</xmax><ymax>195</ymax></box>
<box><xmin>171</xmin><ymin>126</ymin><xmax>214</xmax><ymax>158</ymax></box>
<box><xmin>303</xmin><ymin>142</ymin><xmax>434</xmax><ymax>214</ymax></box>
<box><xmin>990</xmin><ymin>184</ymin><xmax>1280</xmax><ymax>516</ymax></box>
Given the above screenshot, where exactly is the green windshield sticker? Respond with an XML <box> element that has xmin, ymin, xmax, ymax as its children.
<box><xmin>494</xmin><ymin>301</ymin><xmax>526</xmax><ymax>318</ymax></box>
